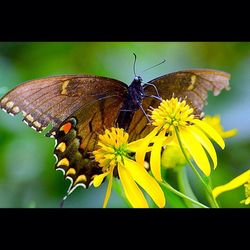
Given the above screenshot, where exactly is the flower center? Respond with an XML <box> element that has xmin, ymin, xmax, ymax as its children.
<box><xmin>151</xmin><ymin>97</ymin><xmax>195</xmax><ymax>131</ymax></box>
<box><xmin>114</xmin><ymin>144</ymin><xmax>128</xmax><ymax>156</ymax></box>
<box><xmin>93</xmin><ymin>128</ymin><xmax>129</xmax><ymax>171</ymax></box>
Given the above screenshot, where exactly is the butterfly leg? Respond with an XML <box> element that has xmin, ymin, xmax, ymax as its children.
<box><xmin>136</xmin><ymin>100</ymin><xmax>151</xmax><ymax>124</ymax></box>
<box><xmin>143</xmin><ymin>94</ymin><xmax>162</xmax><ymax>102</ymax></box>
<box><xmin>143</xmin><ymin>83</ymin><xmax>161</xmax><ymax>98</ymax></box>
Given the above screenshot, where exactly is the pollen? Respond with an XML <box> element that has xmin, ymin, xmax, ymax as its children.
<box><xmin>151</xmin><ymin>97</ymin><xmax>195</xmax><ymax>131</ymax></box>
<box><xmin>93</xmin><ymin>127</ymin><xmax>129</xmax><ymax>169</ymax></box>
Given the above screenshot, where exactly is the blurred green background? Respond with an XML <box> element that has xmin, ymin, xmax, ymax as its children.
<box><xmin>0</xmin><ymin>42</ymin><xmax>249</xmax><ymax>208</ymax></box>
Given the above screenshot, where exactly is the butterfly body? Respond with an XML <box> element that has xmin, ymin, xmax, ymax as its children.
<box><xmin>117</xmin><ymin>76</ymin><xmax>145</xmax><ymax>130</ymax></box>
<box><xmin>0</xmin><ymin>68</ymin><xmax>230</xmax><ymax>195</ymax></box>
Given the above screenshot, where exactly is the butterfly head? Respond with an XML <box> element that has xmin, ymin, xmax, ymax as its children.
<box><xmin>134</xmin><ymin>76</ymin><xmax>143</xmax><ymax>85</ymax></box>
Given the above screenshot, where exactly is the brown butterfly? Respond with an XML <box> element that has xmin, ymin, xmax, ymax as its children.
<box><xmin>0</xmin><ymin>68</ymin><xmax>230</xmax><ymax>196</ymax></box>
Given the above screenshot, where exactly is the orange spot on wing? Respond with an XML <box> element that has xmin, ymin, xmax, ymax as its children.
<box><xmin>60</xmin><ymin>122</ymin><xmax>72</xmax><ymax>134</ymax></box>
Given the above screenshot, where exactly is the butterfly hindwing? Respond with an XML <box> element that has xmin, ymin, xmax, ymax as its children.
<box><xmin>54</xmin><ymin>95</ymin><xmax>125</xmax><ymax>193</ymax></box>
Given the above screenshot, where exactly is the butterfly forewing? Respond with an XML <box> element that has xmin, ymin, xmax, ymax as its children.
<box><xmin>144</xmin><ymin>69</ymin><xmax>230</xmax><ymax>115</ymax></box>
<box><xmin>128</xmin><ymin>69</ymin><xmax>230</xmax><ymax>141</ymax></box>
<box><xmin>0</xmin><ymin>75</ymin><xmax>128</xmax><ymax>136</ymax></box>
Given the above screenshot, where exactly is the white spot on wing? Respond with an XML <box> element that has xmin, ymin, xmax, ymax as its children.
<box><xmin>88</xmin><ymin>180</ymin><xmax>94</xmax><ymax>187</ymax></box>
<box><xmin>53</xmin><ymin>153</ymin><xmax>58</xmax><ymax>163</ymax></box>
<box><xmin>67</xmin><ymin>183</ymin><xmax>86</xmax><ymax>197</ymax></box>
<box><xmin>23</xmin><ymin>120</ymin><xmax>29</xmax><ymax>126</ymax></box>
<box><xmin>31</xmin><ymin>126</ymin><xmax>37</xmax><ymax>131</ymax></box>
<box><xmin>54</xmin><ymin>139</ymin><xmax>58</xmax><ymax>147</ymax></box>
<box><xmin>56</xmin><ymin>167</ymin><xmax>65</xmax><ymax>175</ymax></box>
<box><xmin>66</xmin><ymin>176</ymin><xmax>74</xmax><ymax>193</ymax></box>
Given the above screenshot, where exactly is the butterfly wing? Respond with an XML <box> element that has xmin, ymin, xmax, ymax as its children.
<box><xmin>54</xmin><ymin>95</ymin><xmax>125</xmax><ymax>193</ymax></box>
<box><xmin>128</xmin><ymin>69</ymin><xmax>230</xmax><ymax>141</ymax></box>
<box><xmin>0</xmin><ymin>74</ymin><xmax>127</xmax><ymax>136</ymax></box>
<box><xmin>0</xmin><ymin>75</ymin><xmax>128</xmax><ymax>192</ymax></box>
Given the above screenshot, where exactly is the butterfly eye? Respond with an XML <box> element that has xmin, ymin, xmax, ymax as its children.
<box><xmin>134</xmin><ymin>76</ymin><xmax>143</xmax><ymax>82</ymax></box>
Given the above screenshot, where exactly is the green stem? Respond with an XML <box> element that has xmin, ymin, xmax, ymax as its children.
<box><xmin>174</xmin><ymin>127</ymin><xmax>219</xmax><ymax>208</ymax></box>
<box><xmin>160</xmin><ymin>180</ymin><xmax>208</xmax><ymax>208</ymax></box>
<box><xmin>112</xmin><ymin>178</ymin><xmax>131</xmax><ymax>207</ymax></box>
<box><xmin>175</xmin><ymin>166</ymin><xmax>200</xmax><ymax>208</ymax></box>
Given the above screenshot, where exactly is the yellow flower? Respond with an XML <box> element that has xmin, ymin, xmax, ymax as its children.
<box><xmin>162</xmin><ymin>115</ymin><xmax>237</xmax><ymax>169</ymax></box>
<box><xmin>135</xmin><ymin>98</ymin><xmax>225</xmax><ymax>181</ymax></box>
<box><xmin>212</xmin><ymin>169</ymin><xmax>250</xmax><ymax>205</ymax></box>
<box><xmin>161</xmin><ymin>143</ymin><xmax>188</xmax><ymax>169</ymax></box>
<box><xmin>93</xmin><ymin>127</ymin><xmax>165</xmax><ymax>208</ymax></box>
<box><xmin>204</xmin><ymin>115</ymin><xmax>237</xmax><ymax>139</ymax></box>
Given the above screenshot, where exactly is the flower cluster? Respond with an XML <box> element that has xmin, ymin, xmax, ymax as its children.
<box><xmin>93</xmin><ymin>127</ymin><xmax>165</xmax><ymax>208</ymax></box>
<box><xmin>92</xmin><ymin>97</ymin><xmax>238</xmax><ymax>208</ymax></box>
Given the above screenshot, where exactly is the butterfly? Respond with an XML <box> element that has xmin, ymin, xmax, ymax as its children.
<box><xmin>0</xmin><ymin>68</ymin><xmax>230</xmax><ymax>196</ymax></box>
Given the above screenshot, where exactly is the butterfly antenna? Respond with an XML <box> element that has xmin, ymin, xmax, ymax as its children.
<box><xmin>133</xmin><ymin>53</ymin><xmax>137</xmax><ymax>77</ymax></box>
<box><xmin>141</xmin><ymin>59</ymin><xmax>166</xmax><ymax>74</ymax></box>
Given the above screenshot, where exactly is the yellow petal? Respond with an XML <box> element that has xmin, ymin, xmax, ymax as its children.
<box><xmin>179</xmin><ymin>128</ymin><xmax>211</xmax><ymax>176</ymax></box>
<box><xmin>212</xmin><ymin>170</ymin><xmax>250</xmax><ymax>198</ymax></box>
<box><xmin>103</xmin><ymin>170</ymin><xmax>114</xmax><ymax>208</ymax></box>
<box><xmin>221</xmin><ymin>129</ymin><xmax>238</xmax><ymax>139</ymax></box>
<box><xmin>188</xmin><ymin>126</ymin><xmax>217</xmax><ymax>169</ymax></box>
<box><xmin>118</xmin><ymin>163</ymin><xmax>149</xmax><ymax>208</ymax></box>
<box><xmin>193</xmin><ymin>119</ymin><xmax>225</xmax><ymax>149</ymax></box>
<box><xmin>123</xmin><ymin>157</ymin><xmax>166</xmax><ymax>208</ymax></box>
<box><xmin>150</xmin><ymin>130</ymin><xmax>166</xmax><ymax>181</ymax></box>
<box><xmin>93</xmin><ymin>171</ymin><xmax>110</xmax><ymax>187</ymax></box>
<box><xmin>130</xmin><ymin>127</ymin><xmax>159</xmax><ymax>166</ymax></box>
<box><xmin>127</xmin><ymin>139</ymin><xmax>151</xmax><ymax>153</ymax></box>
<box><xmin>245</xmin><ymin>197</ymin><xmax>250</xmax><ymax>205</ymax></box>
